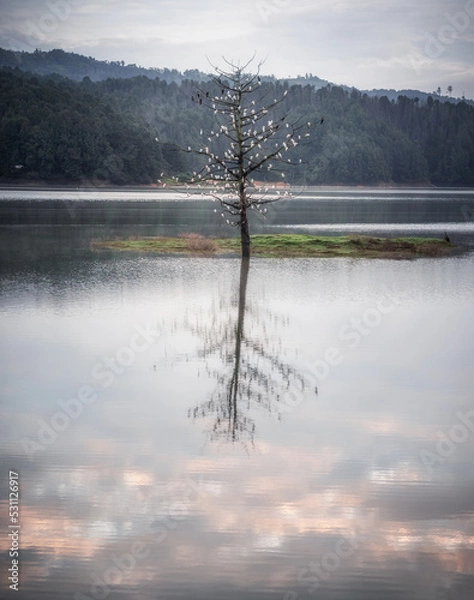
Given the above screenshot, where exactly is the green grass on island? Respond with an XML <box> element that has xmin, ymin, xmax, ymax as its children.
<box><xmin>91</xmin><ymin>233</ymin><xmax>455</xmax><ymax>258</ymax></box>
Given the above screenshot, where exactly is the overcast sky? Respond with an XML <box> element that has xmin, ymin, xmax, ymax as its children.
<box><xmin>1</xmin><ymin>0</ymin><xmax>473</xmax><ymax>97</ymax></box>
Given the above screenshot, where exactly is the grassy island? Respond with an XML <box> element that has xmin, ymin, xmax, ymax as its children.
<box><xmin>91</xmin><ymin>233</ymin><xmax>455</xmax><ymax>259</ymax></box>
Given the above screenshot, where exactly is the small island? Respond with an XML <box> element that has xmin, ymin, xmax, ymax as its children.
<box><xmin>92</xmin><ymin>233</ymin><xmax>455</xmax><ymax>259</ymax></box>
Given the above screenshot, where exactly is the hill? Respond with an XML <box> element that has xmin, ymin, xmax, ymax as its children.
<box><xmin>2</xmin><ymin>47</ymin><xmax>468</xmax><ymax>106</ymax></box>
<box><xmin>0</xmin><ymin>68</ymin><xmax>164</xmax><ymax>184</ymax></box>
<box><xmin>1</xmin><ymin>53</ymin><xmax>473</xmax><ymax>187</ymax></box>
<box><xmin>0</xmin><ymin>47</ymin><xmax>206</xmax><ymax>84</ymax></box>
<box><xmin>361</xmin><ymin>87</ymin><xmax>470</xmax><ymax>106</ymax></box>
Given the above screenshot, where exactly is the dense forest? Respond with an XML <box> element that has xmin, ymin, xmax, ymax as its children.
<box><xmin>1</xmin><ymin>59</ymin><xmax>473</xmax><ymax>186</ymax></box>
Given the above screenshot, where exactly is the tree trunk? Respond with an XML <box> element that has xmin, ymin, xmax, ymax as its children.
<box><xmin>239</xmin><ymin>186</ymin><xmax>250</xmax><ymax>258</ymax></box>
<box><xmin>240</xmin><ymin>213</ymin><xmax>250</xmax><ymax>258</ymax></box>
<box><xmin>227</xmin><ymin>255</ymin><xmax>250</xmax><ymax>441</ymax></box>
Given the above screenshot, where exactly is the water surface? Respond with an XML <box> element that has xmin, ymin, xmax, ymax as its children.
<box><xmin>1</xmin><ymin>189</ymin><xmax>474</xmax><ymax>599</ymax></box>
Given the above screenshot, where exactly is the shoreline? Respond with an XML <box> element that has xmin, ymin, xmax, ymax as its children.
<box><xmin>91</xmin><ymin>233</ymin><xmax>457</xmax><ymax>259</ymax></box>
<box><xmin>1</xmin><ymin>182</ymin><xmax>474</xmax><ymax>193</ymax></box>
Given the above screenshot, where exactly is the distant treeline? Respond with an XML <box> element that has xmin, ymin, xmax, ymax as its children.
<box><xmin>1</xmin><ymin>67</ymin><xmax>473</xmax><ymax>186</ymax></box>
<box><xmin>0</xmin><ymin>47</ymin><xmax>199</xmax><ymax>84</ymax></box>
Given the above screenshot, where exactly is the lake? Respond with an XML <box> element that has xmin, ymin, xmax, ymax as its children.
<box><xmin>1</xmin><ymin>187</ymin><xmax>474</xmax><ymax>599</ymax></box>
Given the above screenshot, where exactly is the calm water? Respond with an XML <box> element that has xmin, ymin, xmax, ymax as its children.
<box><xmin>1</xmin><ymin>188</ymin><xmax>474</xmax><ymax>599</ymax></box>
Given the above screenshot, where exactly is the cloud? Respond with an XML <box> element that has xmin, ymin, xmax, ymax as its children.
<box><xmin>0</xmin><ymin>0</ymin><xmax>472</xmax><ymax>96</ymax></box>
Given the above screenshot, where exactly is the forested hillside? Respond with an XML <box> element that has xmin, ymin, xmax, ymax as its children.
<box><xmin>0</xmin><ymin>48</ymin><xmax>199</xmax><ymax>84</ymax></box>
<box><xmin>0</xmin><ymin>69</ymin><xmax>164</xmax><ymax>184</ymax></box>
<box><xmin>0</xmin><ymin>48</ymin><xmax>460</xmax><ymax>104</ymax></box>
<box><xmin>1</xmin><ymin>66</ymin><xmax>473</xmax><ymax>186</ymax></box>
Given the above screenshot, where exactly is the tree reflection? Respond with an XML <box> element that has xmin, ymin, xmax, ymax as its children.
<box><xmin>184</xmin><ymin>258</ymin><xmax>318</xmax><ymax>448</ymax></box>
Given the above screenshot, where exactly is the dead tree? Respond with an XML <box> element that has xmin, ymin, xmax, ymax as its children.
<box><xmin>187</xmin><ymin>56</ymin><xmax>316</xmax><ymax>258</ymax></box>
<box><xmin>184</xmin><ymin>258</ymin><xmax>318</xmax><ymax>448</ymax></box>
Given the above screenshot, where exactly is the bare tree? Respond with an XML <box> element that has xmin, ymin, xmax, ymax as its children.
<box><xmin>184</xmin><ymin>258</ymin><xmax>318</xmax><ymax>448</ymax></box>
<box><xmin>186</xmin><ymin>56</ymin><xmax>318</xmax><ymax>258</ymax></box>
